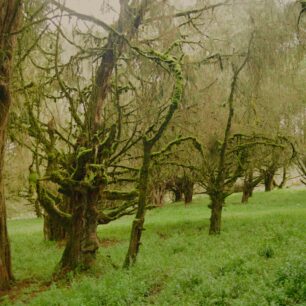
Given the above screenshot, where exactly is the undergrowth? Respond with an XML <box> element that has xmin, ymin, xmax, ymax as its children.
<box><xmin>2</xmin><ymin>189</ymin><xmax>306</xmax><ymax>305</ymax></box>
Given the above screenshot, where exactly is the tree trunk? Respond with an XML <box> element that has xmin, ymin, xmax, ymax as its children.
<box><xmin>207</xmin><ymin>52</ymin><xmax>250</xmax><ymax>236</ymax></box>
<box><xmin>169</xmin><ymin>178</ymin><xmax>183</xmax><ymax>202</ymax></box>
<box><xmin>43</xmin><ymin>195</ymin><xmax>70</xmax><ymax>241</ymax></box>
<box><xmin>209</xmin><ymin>195</ymin><xmax>224</xmax><ymax>235</ymax></box>
<box><xmin>43</xmin><ymin>201</ymin><xmax>68</xmax><ymax>241</ymax></box>
<box><xmin>151</xmin><ymin>184</ymin><xmax>165</xmax><ymax>207</ymax></box>
<box><xmin>183</xmin><ymin>180</ymin><xmax>194</xmax><ymax>205</ymax></box>
<box><xmin>264</xmin><ymin>171</ymin><xmax>275</xmax><ymax>192</ymax></box>
<box><xmin>278</xmin><ymin>167</ymin><xmax>287</xmax><ymax>189</ymax></box>
<box><xmin>124</xmin><ymin>142</ymin><xmax>151</xmax><ymax>268</ymax></box>
<box><xmin>241</xmin><ymin>185</ymin><xmax>253</xmax><ymax>203</ymax></box>
<box><xmin>42</xmin><ymin>125</ymin><xmax>69</xmax><ymax>241</ymax></box>
<box><xmin>58</xmin><ymin>191</ymin><xmax>99</xmax><ymax>274</ymax></box>
<box><xmin>44</xmin><ymin>214</ymin><xmax>66</xmax><ymax>241</ymax></box>
<box><xmin>241</xmin><ymin>173</ymin><xmax>253</xmax><ymax>203</ymax></box>
<box><xmin>173</xmin><ymin>189</ymin><xmax>183</xmax><ymax>202</ymax></box>
<box><xmin>0</xmin><ymin>131</ymin><xmax>13</xmax><ymax>290</ymax></box>
<box><xmin>28</xmin><ymin>169</ymin><xmax>41</xmax><ymax>217</ymax></box>
<box><xmin>0</xmin><ymin>0</ymin><xmax>22</xmax><ymax>290</ymax></box>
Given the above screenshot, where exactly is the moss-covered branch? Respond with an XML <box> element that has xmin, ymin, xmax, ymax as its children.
<box><xmin>151</xmin><ymin>136</ymin><xmax>203</xmax><ymax>158</ymax></box>
<box><xmin>36</xmin><ymin>183</ymin><xmax>72</xmax><ymax>227</ymax></box>
<box><xmin>103</xmin><ymin>190</ymin><xmax>138</xmax><ymax>201</ymax></box>
<box><xmin>98</xmin><ymin>200</ymin><xmax>138</xmax><ymax>225</ymax></box>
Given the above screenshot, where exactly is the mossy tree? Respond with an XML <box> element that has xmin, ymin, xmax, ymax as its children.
<box><xmin>0</xmin><ymin>0</ymin><xmax>22</xmax><ymax>291</ymax></box>
<box><xmin>8</xmin><ymin>0</ymin><xmax>232</xmax><ymax>275</ymax></box>
<box><xmin>123</xmin><ymin>45</ymin><xmax>185</xmax><ymax>267</ymax></box>
<box><xmin>13</xmin><ymin>0</ymin><xmax>151</xmax><ymax>274</ymax></box>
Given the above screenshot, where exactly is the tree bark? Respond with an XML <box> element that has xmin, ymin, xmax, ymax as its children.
<box><xmin>0</xmin><ymin>0</ymin><xmax>22</xmax><ymax>290</ymax></box>
<box><xmin>43</xmin><ymin>200</ymin><xmax>68</xmax><ymax>241</ymax></box>
<box><xmin>28</xmin><ymin>165</ymin><xmax>42</xmax><ymax>218</ymax></box>
<box><xmin>124</xmin><ymin>141</ymin><xmax>151</xmax><ymax>268</ymax></box>
<box><xmin>174</xmin><ymin>189</ymin><xmax>183</xmax><ymax>202</ymax></box>
<box><xmin>241</xmin><ymin>186</ymin><xmax>253</xmax><ymax>203</ymax></box>
<box><xmin>42</xmin><ymin>129</ymin><xmax>68</xmax><ymax>241</ymax></box>
<box><xmin>264</xmin><ymin>170</ymin><xmax>275</xmax><ymax>192</ymax></box>
<box><xmin>58</xmin><ymin>191</ymin><xmax>99</xmax><ymax>274</ymax></box>
<box><xmin>151</xmin><ymin>184</ymin><xmax>165</xmax><ymax>207</ymax></box>
<box><xmin>44</xmin><ymin>215</ymin><xmax>65</xmax><ymax>241</ymax></box>
<box><xmin>183</xmin><ymin>179</ymin><xmax>194</xmax><ymax>205</ymax></box>
<box><xmin>209</xmin><ymin>195</ymin><xmax>224</xmax><ymax>235</ymax></box>
<box><xmin>0</xmin><ymin>131</ymin><xmax>13</xmax><ymax>290</ymax></box>
<box><xmin>167</xmin><ymin>177</ymin><xmax>183</xmax><ymax>202</ymax></box>
<box><xmin>278</xmin><ymin>166</ymin><xmax>287</xmax><ymax>189</ymax></box>
<box><xmin>241</xmin><ymin>172</ymin><xmax>254</xmax><ymax>203</ymax></box>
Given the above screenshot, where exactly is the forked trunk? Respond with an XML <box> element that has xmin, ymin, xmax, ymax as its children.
<box><xmin>209</xmin><ymin>195</ymin><xmax>224</xmax><ymax>235</ymax></box>
<box><xmin>58</xmin><ymin>191</ymin><xmax>99</xmax><ymax>274</ymax></box>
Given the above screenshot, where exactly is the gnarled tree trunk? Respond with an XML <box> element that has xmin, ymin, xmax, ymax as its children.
<box><xmin>0</xmin><ymin>0</ymin><xmax>22</xmax><ymax>290</ymax></box>
<box><xmin>49</xmin><ymin>0</ymin><xmax>150</xmax><ymax>275</ymax></box>
<box><xmin>58</xmin><ymin>190</ymin><xmax>99</xmax><ymax>274</ymax></box>
<box><xmin>42</xmin><ymin>127</ymin><xmax>68</xmax><ymax>242</ymax></box>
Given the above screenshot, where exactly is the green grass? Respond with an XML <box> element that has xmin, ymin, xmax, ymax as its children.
<box><xmin>2</xmin><ymin>189</ymin><xmax>306</xmax><ymax>305</ymax></box>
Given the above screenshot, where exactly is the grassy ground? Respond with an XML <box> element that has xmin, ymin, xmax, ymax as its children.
<box><xmin>1</xmin><ymin>189</ymin><xmax>306</xmax><ymax>305</ymax></box>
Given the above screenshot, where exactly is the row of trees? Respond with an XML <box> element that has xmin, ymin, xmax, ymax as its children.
<box><xmin>1</xmin><ymin>0</ymin><xmax>306</xmax><ymax>290</ymax></box>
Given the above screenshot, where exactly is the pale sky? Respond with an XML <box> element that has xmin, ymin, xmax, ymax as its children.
<box><xmin>64</xmin><ymin>0</ymin><xmax>120</xmax><ymax>24</ymax></box>
<box><xmin>62</xmin><ymin>0</ymin><xmax>199</xmax><ymax>24</ymax></box>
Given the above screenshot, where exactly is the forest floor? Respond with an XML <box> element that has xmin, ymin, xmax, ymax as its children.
<box><xmin>1</xmin><ymin>189</ymin><xmax>306</xmax><ymax>305</ymax></box>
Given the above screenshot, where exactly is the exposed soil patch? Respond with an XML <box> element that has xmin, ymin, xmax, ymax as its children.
<box><xmin>0</xmin><ymin>279</ymin><xmax>51</xmax><ymax>303</ymax></box>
